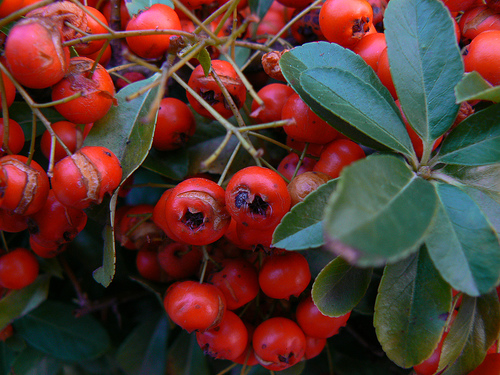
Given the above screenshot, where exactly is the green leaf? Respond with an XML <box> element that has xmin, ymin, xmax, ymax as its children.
<box><xmin>166</xmin><ymin>331</ymin><xmax>210</xmax><ymax>375</ymax></box>
<box><xmin>273</xmin><ymin>179</ymin><xmax>338</xmax><ymax>250</ymax></box>
<box><xmin>85</xmin><ymin>73</ymin><xmax>160</xmax><ymax>180</ymax></box>
<box><xmin>441</xmin><ymin>164</ymin><xmax>500</xmax><ymax>205</ymax></box>
<box><xmin>384</xmin><ymin>0</ymin><xmax>463</xmax><ymax>142</ymax></box>
<box><xmin>425</xmin><ymin>182</ymin><xmax>500</xmax><ymax>296</ymax></box>
<box><xmin>92</xmin><ymin>193</ymin><xmax>117</xmax><ymax>287</ymax></box>
<box><xmin>124</xmin><ymin>0</ymin><xmax>174</xmax><ymax>16</ymax></box>
<box><xmin>8</xmin><ymin>102</ymin><xmax>65</xmax><ymax>141</ymax></box>
<box><xmin>0</xmin><ymin>275</ymin><xmax>50</xmax><ymax>331</ymax></box>
<box><xmin>455</xmin><ymin>71</ymin><xmax>500</xmax><ymax>104</ymax></box>
<box><xmin>10</xmin><ymin>347</ymin><xmax>62</xmax><ymax>375</ymax></box>
<box><xmin>249</xmin><ymin>0</ymin><xmax>274</xmax><ymax>20</ymax></box>
<box><xmin>300</xmin><ymin>67</ymin><xmax>413</xmax><ymax>156</ymax></box>
<box><xmin>312</xmin><ymin>257</ymin><xmax>372</xmax><ymax>317</ymax></box>
<box><xmin>0</xmin><ymin>341</ymin><xmax>15</xmax><ymax>375</ymax></box>
<box><xmin>374</xmin><ymin>247</ymin><xmax>452</xmax><ymax>368</ymax></box>
<box><xmin>141</xmin><ymin>148</ymin><xmax>189</xmax><ymax>180</ymax></box>
<box><xmin>197</xmin><ymin>48</ymin><xmax>212</xmax><ymax>77</ymax></box>
<box><xmin>439</xmin><ymin>292</ymin><xmax>500</xmax><ymax>374</ymax></box>
<box><xmin>14</xmin><ymin>300</ymin><xmax>111</xmax><ymax>362</ymax></box>
<box><xmin>116</xmin><ymin>313</ymin><xmax>168</xmax><ymax>375</ymax></box>
<box><xmin>437</xmin><ymin>103</ymin><xmax>500</xmax><ymax>166</ymax></box>
<box><xmin>86</xmin><ymin>74</ymin><xmax>160</xmax><ymax>287</ymax></box>
<box><xmin>461</xmin><ymin>185</ymin><xmax>500</xmax><ymax>234</ymax></box>
<box><xmin>280</xmin><ymin>42</ymin><xmax>409</xmax><ymax>152</ymax></box>
<box><xmin>323</xmin><ymin>154</ymin><xmax>438</xmax><ymax>267</ymax></box>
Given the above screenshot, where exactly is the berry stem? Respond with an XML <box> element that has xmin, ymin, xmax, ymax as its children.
<box><xmin>0</xmin><ymin>72</ymin><xmax>11</xmax><ymax>155</ymax></box>
<box><xmin>199</xmin><ymin>245</ymin><xmax>210</xmax><ymax>284</ymax></box>
<box><xmin>217</xmin><ymin>141</ymin><xmax>242</xmax><ymax>186</ymax></box>
<box><xmin>0</xmin><ymin>0</ymin><xmax>53</xmax><ymax>29</ymax></box>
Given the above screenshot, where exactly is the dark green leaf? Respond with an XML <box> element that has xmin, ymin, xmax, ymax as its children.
<box><xmin>11</xmin><ymin>347</ymin><xmax>62</xmax><ymax>375</ymax></box>
<box><xmin>312</xmin><ymin>257</ymin><xmax>372</xmax><ymax>317</ymax></box>
<box><xmin>166</xmin><ymin>331</ymin><xmax>210</xmax><ymax>375</ymax></box>
<box><xmin>124</xmin><ymin>0</ymin><xmax>174</xmax><ymax>16</ymax></box>
<box><xmin>8</xmin><ymin>102</ymin><xmax>65</xmax><ymax>141</ymax></box>
<box><xmin>300</xmin><ymin>67</ymin><xmax>413</xmax><ymax>156</ymax></box>
<box><xmin>14</xmin><ymin>300</ymin><xmax>111</xmax><ymax>362</ymax></box>
<box><xmin>0</xmin><ymin>275</ymin><xmax>50</xmax><ymax>331</ymax></box>
<box><xmin>249</xmin><ymin>0</ymin><xmax>274</xmax><ymax>20</ymax></box>
<box><xmin>374</xmin><ymin>247</ymin><xmax>452</xmax><ymax>368</ymax></box>
<box><xmin>425</xmin><ymin>182</ymin><xmax>500</xmax><ymax>296</ymax></box>
<box><xmin>280</xmin><ymin>42</ymin><xmax>408</xmax><ymax>151</ymax></box>
<box><xmin>272</xmin><ymin>179</ymin><xmax>338</xmax><ymax>250</ymax></box>
<box><xmin>455</xmin><ymin>71</ymin><xmax>500</xmax><ymax>104</ymax></box>
<box><xmin>142</xmin><ymin>148</ymin><xmax>189</xmax><ymax>180</ymax></box>
<box><xmin>437</xmin><ymin>103</ymin><xmax>500</xmax><ymax>166</ymax></box>
<box><xmin>439</xmin><ymin>292</ymin><xmax>500</xmax><ymax>374</ymax></box>
<box><xmin>384</xmin><ymin>0</ymin><xmax>462</xmax><ymax>142</ymax></box>
<box><xmin>116</xmin><ymin>313</ymin><xmax>168</xmax><ymax>375</ymax></box>
<box><xmin>323</xmin><ymin>154</ymin><xmax>437</xmax><ymax>267</ymax></box>
<box><xmin>0</xmin><ymin>341</ymin><xmax>15</xmax><ymax>375</ymax></box>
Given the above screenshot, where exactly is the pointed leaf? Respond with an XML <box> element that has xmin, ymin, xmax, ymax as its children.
<box><xmin>273</xmin><ymin>179</ymin><xmax>338</xmax><ymax>250</ymax></box>
<box><xmin>86</xmin><ymin>74</ymin><xmax>160</xmax><ymax>286</ymax></box>
<box><xmin>439</xmin><ymin>292</ymin><xmax>500</xmax><ymax>374</ymax></box>
<box><xmin>323</xmin><ymin>154</ymin><xmax>438</xmax><ymax>267</ymax></box>
<box><xmin>300</xmin><ymin>67</ymin><xmax>413</xmax><ymax>156</ymax></box>
<box><xmin>384</xmin><ymin>0</ymin><xmax>463</xmax><ymax>142</ymax></box>
<box><xmin>249</xmin><ymin>0</ymin><xmax>274</xmax><ymax>19</ymax></box>
<box><xmin>280</xmin><ymin>42</ymin><xmax>408</xmax><ymax>151</ymax></box>
<box><xmin>425</xmin><ymin>182</ymin><xmax>500</xmax><ymax>296</ymax></box>
<box><xmin>125</xmin><ymin>0</ymin><xmax>174</xmax><ymax>16</ymax></box>
<box><xmin>0</xmin><ymin>275</ymin><xmax>50</xmax><ymax>331</ymax></box>
<box><xmin>116</xmin><ymin>313</ymin><xmax>168</xmax><ymax>375</ymax></box>
<box><xmin>312</xmin><ymin>257</ymin><xmax>372</xmax><ymax>317</ymax></box>
<box><xmin>437</xmin><ymin>103</ymin><xmax>500</xmax><ymax>166</ymax></box>
<box><xmin>14</xmin><ymin>300</ymin><xmax>111</xmax><ymax>362</ymax></box>
<box><xmin>455</xmin><ymin>71</ymin><xmax>500</xmax><ymax>103</ymax></box>
<box><xmin>374</xmin><ymin>247</ymin><xmax>452</xmax><ymax>368</ymax></box>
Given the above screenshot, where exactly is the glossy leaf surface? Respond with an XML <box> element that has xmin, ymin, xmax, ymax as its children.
<box><xmin>437</xmin><ymin>103</ymin><xmax>500</xmax><ymax>166</ymax></box>
<box><xmin>323</xmin><ymin>154</ymin><xmax>437</xmax><ymax>267</ymax></box>
<box><xmin>312</xmin><ymin>257</ymin><xmax>372</xmax><ymax>317</ymax></box>
<box><xmin>374</xmin><ymin>247</ymin><xmax>452</xmax><ymax>368</ymax></box>
<box><xmin>384</xmin><ymin>0</ymin><xmax>462</xmax><ymax>142</ymax></box>
<box><xmin>425</xmin><ymin>183</ymin><xmax>500</xmax><ymax>296</ymax></box>
<box><xmin>455</xmin><ymin>71</ymin><xmax>500</xmax><ymax>104</ymax></box>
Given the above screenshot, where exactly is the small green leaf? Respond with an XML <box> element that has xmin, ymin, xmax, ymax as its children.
<box><xmin>384</xmin><ymin>0</ymin><xmax>463</xmax><ymax>142</ymax></box>
<box><xmin>425</xmin><ymin>182</ymin><xmax>500</xmax><ymax>296</ymax></box>
<box><xmin>455</xmin><ymin>71</ymin><xmax>500</xmax><ymax>104</ymax></box>
<box><xmin>273</xmin><ymin>179</ymin><xmax>338</xmax><ymax>250</ymax></box>
<box><xmin>92</xmin><ymin>192</ymin><xmax>119</xmax><ymax>287</ymax></box>
<box><xmin>439</xmin><ymin>292</ymin><xmax>500</xmax><ymax>374</ymax></box>
<box><xmin>437</xmin><ymin>103</ymin><xmax>500</xmax><ymax>166</ymax></box>
<box><xmin>323</xmin><ymin>154</ymin><xmax>438</xmax><ymax>267</ymax></box>
<box><xmin>280</xmin><ymin>42</ymin><xmax>406</xmax><ymax>151</ymax></box>
<box><xmin>374</xmin><ymin>247</ymin><xmax>452</xmax><ymax>368</ymax></box>
<box><xmin>300</xmin><ymin>67</ymin><xmax>413</xmax><ymax>156</ymax></box>
<box><xmin>124</xmin><ymin>0</ymin><xmax>174</xmax><ymax>16</ymax></box>
<box><xmin>0</xmin><ymin>275</ymin><xmax>50</xmax><ymax>331</ymax></box>
<box><xmin>14</xmin><ymin>300</ymin><xmax>111</xmax><ymax>362</ymax></box>
<box><xmin>197</xmin><ymin>48</ymin><xmax>212</xmax><ymax>77</ymax></box>
<box><xmin>312</xmin><ymin>257</ymin><xmax>372</xmax><ymax>317</ymax></box>
<box><xmin>116</xmin><ymin>313</ymin><xmax>168</xmax><ymax>375</ymax></box>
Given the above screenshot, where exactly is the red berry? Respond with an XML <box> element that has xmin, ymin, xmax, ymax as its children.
<box><xmin>0</xmin><ymin>248</ymin><xmax>39</xmax><ymax>290</ymax></box>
